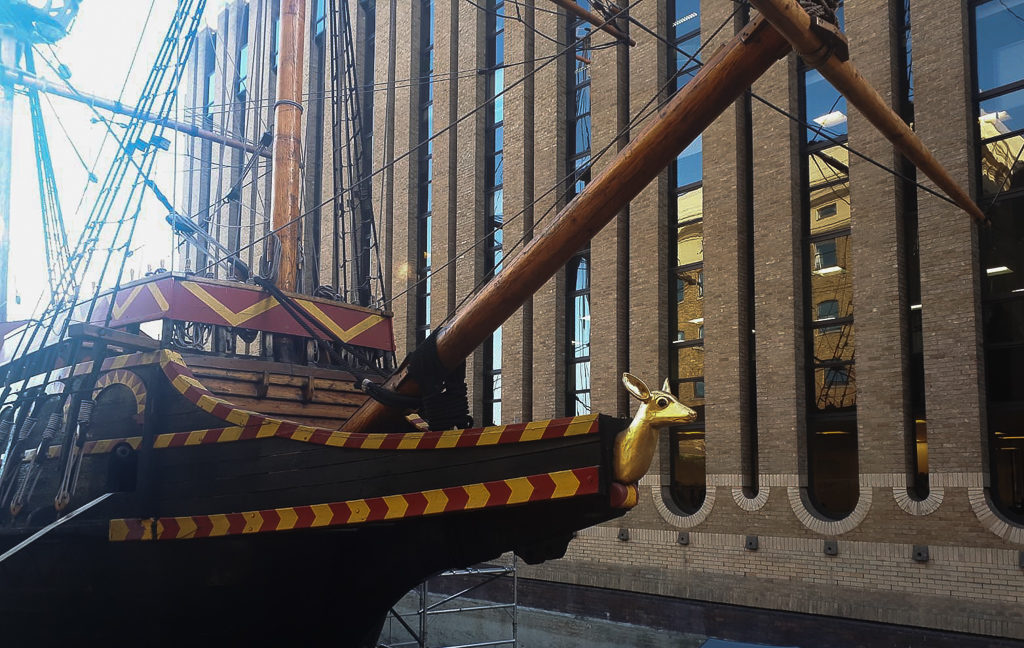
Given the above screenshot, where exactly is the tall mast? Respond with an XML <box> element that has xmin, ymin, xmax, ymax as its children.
<box><xmin>0</xmin><ymin>29</ymin><xmax>14</xmax><ymax>322</ymax></box>
<box><xmin>268</xmin><ymin>0</ymin><xmax>306</xmax><ymax>292</ymax></box>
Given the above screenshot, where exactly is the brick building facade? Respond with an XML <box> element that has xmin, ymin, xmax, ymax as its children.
<box><xmin>180</xmin><ymin>0</ymin><xmax>1024</xmax><ymax>642</ymax></box>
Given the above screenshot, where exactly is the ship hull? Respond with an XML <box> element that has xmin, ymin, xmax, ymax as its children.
<box><xmin>0</xmin><ymin>493</ymin><xmax>619</xmax><ymax>646</ymax></box>
<box><xmin>0</xmin><ymin>351</ymin><xmax>631</xmax><ymax>645</ymax></box>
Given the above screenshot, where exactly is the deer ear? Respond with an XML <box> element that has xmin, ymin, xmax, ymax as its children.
<box><xmin>622</xmin><ymin>372</ymin><xmax>651</xmax><ymax>402</ymax></box>
<box><xmin>661</xmin><ymin>378</ymin><xmax>671</xmax><ymax>392</ymax></box>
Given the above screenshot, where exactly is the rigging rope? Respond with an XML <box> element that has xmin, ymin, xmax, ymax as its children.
<box><xmin>191</xmin><ymin>0</ymin><xmax>648</xmax><ymax>286</ymax></box>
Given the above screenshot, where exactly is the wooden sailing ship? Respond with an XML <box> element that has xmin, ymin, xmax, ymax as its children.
<box><xmin>0</xmin><ymin>0</ymin><xmax>989</xmax><ymax>645</ymax></box>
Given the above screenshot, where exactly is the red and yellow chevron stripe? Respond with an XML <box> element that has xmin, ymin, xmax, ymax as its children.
<box><xmin>109</xmin><ymin>466</ymin><xmax>600</xmax><ymax>542</ymax></box>
<box><xmin>85</xmin><ymin>275</ymin><xmax>394</xmax><ymax>350</ymax></box>
<box><xmin>157</xmin><ymin>350</ymin><xmax>599</xmax><ymax>451</ymax></box>
<box><xmin>152</xmin><ymin>415</ymin><xmax>597</xmax><ymax>451</ymax></box>
<box><xmin>6</xmin><ymin>350</ymin><xmax>165</xmax><ymax>400</ymax></box>
<box><xmin>92</xmin><ymin>369</ymin><xmax>147</xmax><ymax>423</ymax></box>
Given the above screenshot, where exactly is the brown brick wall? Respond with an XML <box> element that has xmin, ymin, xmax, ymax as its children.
<box><xmin>501</xmin><ymin>5</ymin><xmax>535</xmax><ymax>422</ymax></box>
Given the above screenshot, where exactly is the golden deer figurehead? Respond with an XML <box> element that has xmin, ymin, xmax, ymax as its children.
<box><xmin>613</xmin><ymin>372</ymin><xmax>697</xmax><ymax>484</ymax></box>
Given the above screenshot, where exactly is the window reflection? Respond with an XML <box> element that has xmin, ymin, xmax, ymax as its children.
<box><xmin>564</xmin><ymin>5</ymin><xmax>591</xmax><ymax>416</ymax></box>
<box><xmin>668</xmin><ymin>0</ymin><xmax>705</xmax><ymax>515</ymax></box>
<box><xmin>483</xmin><ymin>0</ymin><xmax>505</xmax><ymax>424</ymax></box>
<box><xmin>974</xmin><ymin>0</ymin><xmax>1024</xmax><ymax>93</ymax></box>
<box><xmin>976</xmin><ymin>0</ymin><xmax>1024</xmax><ymax>521</ymax></box>
<box><xmin>568</xmin><ymin>255</ymin><xmax>591</xmax><ymax>415</ymax></box>
<box><xmin>803</xmin><ymin>58</ymin><xmax>857</xmax><ymax>520</ymax></box>
<box><xmin>416</xmin><ymin>0</ymin><xmax>435</xmax><ymax>344</ymax></box>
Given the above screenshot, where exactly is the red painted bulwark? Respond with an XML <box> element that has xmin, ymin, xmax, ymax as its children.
<box><xmin>82</xmin><ymin>274</ymin><xmax>394</xmax><ymax>351</ymax></box>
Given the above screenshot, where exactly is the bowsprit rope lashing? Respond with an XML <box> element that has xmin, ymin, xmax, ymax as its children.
<box><xmin>799</xmin><ymin>0</ymin><xmax>841</xmax><ymax>22</ymax></box>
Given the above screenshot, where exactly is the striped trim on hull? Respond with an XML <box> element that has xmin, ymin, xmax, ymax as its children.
<box><xmin>109</xmin><ymin>466</ymin><xmax>601</xmax><ymax>542</ymax></box>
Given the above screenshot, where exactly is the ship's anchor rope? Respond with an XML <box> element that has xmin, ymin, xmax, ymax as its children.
<box><xmin>798</xmin><ymin>0</ymin><xmax>840</xmax><ymax>23</ymax></box>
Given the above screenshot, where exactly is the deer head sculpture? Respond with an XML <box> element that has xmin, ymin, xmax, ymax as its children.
<box><xmin>614</xmin><ymin>372</ymin><xmax>697</xmax><ymax>483</ymax></box>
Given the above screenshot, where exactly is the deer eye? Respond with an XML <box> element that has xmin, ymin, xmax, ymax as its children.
<box><xmin>656</xmin><ymin>397</ymin><xmax>669</xmax><ymax>408</ymax></box>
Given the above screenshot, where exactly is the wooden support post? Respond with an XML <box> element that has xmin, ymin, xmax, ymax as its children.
<box><xmin>342</xmin><ymin>17</ymin><xmax>792</xmax><ymax>433</ymax></box>
<box><xmin>549</xmin><ymin>0</ymin><xmax>636</xmax><ymax>46</ymax></box>
<box><xmin>747</xmin><ymin>0</ymin><xmax>987</xmax><ymax>223</ymax></box>
<box><xmin>268</xmin><ymin>0</ymin><xmax>307</xmax><ymax>292</ymax></box>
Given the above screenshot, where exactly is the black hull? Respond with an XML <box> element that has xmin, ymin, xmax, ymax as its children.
<box><xmin>0</xmin><ymin>353</ymin><xmax>632</xmax><ymax>645</ymax></box>
<box><xmin>1</xmin><ymin>493</ymin><xmax>621</xmax><ymax>646</ymax></box>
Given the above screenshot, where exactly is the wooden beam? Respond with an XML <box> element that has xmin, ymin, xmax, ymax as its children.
<box><xmin>268</xmin><ymin>0</ymin><xmax>307</xmax><ymax>292</ymax></box>
<box><xmin>66</xmin><ymin>324</ymin><xmax>161</xmax><ymax>351</ymax></box>
<box><xmin>342</xmin><ymin>16</ymin><xmax>791</xmax><ymax>433</ymax></box>
<box><xmin>747</xmin><ymin>0</ymin><xmax>987</xmax><ymax>223</ymax></box>
<box><xmin>549</xmin><ymin>0</ymin><xmax>636</xmax><ymax>47</ymax></box>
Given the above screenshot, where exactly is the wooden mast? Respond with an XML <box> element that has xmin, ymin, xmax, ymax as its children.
<box><xmin>548</xmin><ymin>0</ymin><xmax>636</xmax><ymax>47</ymax></box>
<box><xmin>268</xmin><ymin>0</ymin><xmax>307</xmax><ymax>291</ymax></box>
<box><xmin>746</xmin><ymin>0</ymin><xmax>987</xmax><ymax>223</ymax></box>
<box><xmin>342</xmin><ymin>16</ymin><xmax>793</xmax><ymax>432</ymax></box>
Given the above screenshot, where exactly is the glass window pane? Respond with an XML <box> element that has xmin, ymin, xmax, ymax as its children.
<box><xmin>984</xmin><ymin>298</ymin><xmax>1024</xmax><ymax>346</ymax></box>
<box><xmin>980</xmin><ymin>135</ymin><xmax>1024</xmax><ymax>198</ymax></box>
<box><xmin>805</xmin><ymin>70</ymin><xmax>848</xmax><ymax>142</ymax></box>
<box><xmin>676</xmin><ymin>206</ymin><xmax>703</xmax><ymax>265</ymax></box>
<box><xmin>974</xmin><ymin>0</ymin><xmax>1024</xmax><ymax>93</ymax></box>
<box><xmin>671</xmin><ymin>0</ymin><xmax>700</xmax><ymax>40</ymax></box>
<box><xmin>980</xmin><ymin>87</ymin><xmax>1024</xmax><ymax>139</ymax></box>
<box><xmin>494</xmin><ymin>67</ymin><xmax>504</xmax><ymax>96</ymax></box>
<box><xmin>986</xmin><ymin>346</ymin><xmax>1024</xmax><ymax>403</ymax></box>
<box><xmin>676</xmin><ymin>346</ymin><xmax>704</xmax><ymax>383</ymax></box>
<box><xmin>494</xmin><ymin>124</ymin><xmax>504</xmax><ymax>152</ymax></box>
<box><xmin>670</xmin><ymin>428</ymin><xmax>706</xmax><ymax>513</ymax></box>
<box><xmin>573</xmin><ymin>294</ymin><xmax>590</xmax><ymax>358</ymax></box>
<box><xmin>489</xmin><ymin>327</ymin><xmax>501</xmax><ymax>358</ymax></box>
<box><xmin>982</xmin><ymin>195</ymin><xmax>1024</xmax><ymax>295</ymax></box>
<box><xmin>492</xmin><ymin>188</ymin><xmax>503</xmax><ymax>221</ymax></box>
<box><xmin>573</xmin><ymin>386</ymin><xmax>591</xmax><ymax>416</ymax></box>
<box><xmin>676</xmin><ymin>185</ymin><xmax>703</xmax><ymax>229</ymax></box>
<box><xmin>676</xmin><ymin>267</ymin><xmax>704</xmax><ymax>341</ymax></box>
<box><xmin>812</xmin><ymin>362</ymin><xmax>856</xmax><ymax>411</ymax></box>
<box><xmin>808</xmin><ymin>145</ymin><xmax>850</xmax><ymax>234</ymax></box>
<box><xmin>675</xmin><ymin>135</ymin><xmax>702</xmax><ymax>188</ymax></box>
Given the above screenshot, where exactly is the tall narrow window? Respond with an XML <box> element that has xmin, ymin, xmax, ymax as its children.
<box><xmin>483</xmin><ymin>0</ymin><xmax>505</xmax><ymax>425</ymax></box>
<box><xmin>565</xmin><ymin>2</ymin><xmax>591</xmax><ymax>415</ymax></box>
<box><xmin>315</xmin><ymin>0</ymin><xmax>327</xmax><ymax>37</ymax></box>
<box><xmin>898</xmin><ymin>0</ymin><xmax>928</xmax><ymax>498</ymax></box>
<box><xmin>668</xmin><ymin>0</ymin><xmax>705</xmax><ymax>514</ymax></box>
<box><xmin>568</xmin><ymin>254</ymin><xmax>591</xmax><ymax>414</ymax></box>
<box><xmin>306</xmin><ymin>0</ymin><xmax>328</xmax><ymax>290</ymax></box>
<box><xmin>800</xmin><ymin>4</ymin><xmax>857</xmax><ymax>520</ymax></box>
<box><xmin>203</xmin><ymin>33</ymin><xmax>216</xmax><ymax>127</ymax></box>
<box><xmin>229</xmin><ymin>8</ymin><xmax>250</xmax><ymax>260</ymax></box>
<box><xmin>271</xmin><ymin>10</ymin><xmax>281</xmax><ymax>71</ymax></box>
<box><xmin>416</xmin><ymin>0</ymin><xmax>434</xmax><ymax>343</ymax></box>
<box><xmin>973</xmin><ymin>0</ymin><xmax>1024</xmax><ymax>522</ymax></box>
<box><xmin>237</xmin><ymin>6</ymin><xmax>249</xmax><ymax>102</ymax></box>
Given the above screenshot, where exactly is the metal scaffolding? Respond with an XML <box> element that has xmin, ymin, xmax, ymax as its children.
<box><xmin>378</xmin><ymin>555</ymin><xmax>518</xmax><ymax>648</ymax></box>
